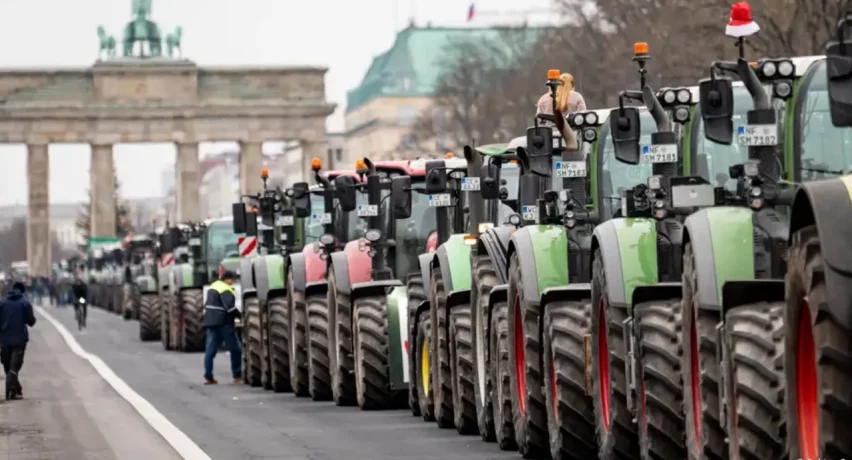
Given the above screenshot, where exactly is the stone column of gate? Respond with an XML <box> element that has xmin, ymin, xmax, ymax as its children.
<box><xmin>239</xmin><ymin>140</ymin><xmax>264</xmax><ymax>196</ymax></box>
<box><xmin>26</xmin><ymin>144</ymin><xmax>51</xmax><ymax>277</ymax></box>
<box><xmin>301</xmin><ymin>137</ymin><xmax>328</xmax><ymax>183</ymax></box>
<box><xmin>90</xmin><ymin>144</ymin><xmax>117</xmax><ymax>238</ymax></box>
<box><xmin>175</xmin><ymin>142</ymin><xmax>200</xmax><ymax>222</ymax></box>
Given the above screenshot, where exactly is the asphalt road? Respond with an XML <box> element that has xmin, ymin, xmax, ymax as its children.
<box><xmin>40</xmin><ymin>303</ymin><xmax>519</xmax><ymax>460</ymax></box>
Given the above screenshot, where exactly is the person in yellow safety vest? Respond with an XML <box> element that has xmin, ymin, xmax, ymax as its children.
<box><xmin>203</xmin><ymin>271</ymin><xmax>242</xmax><ymax>384</ymax></box>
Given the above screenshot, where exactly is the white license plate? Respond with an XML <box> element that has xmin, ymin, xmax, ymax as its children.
<box><xmin>312</xmin><ymin>213</ymin><xmax>332</xmax><ymax>224</ymax></box>
<box><xmin>428</xmin><ymin>194</ymin><xmax>452</xmax><ymax>207</ymax></box>
<box><xmin>357</xmin><ymin>204</ymin><xmax>378</xmax><ymax>216</ymax></box>
<box><xmin>277</xmin><ymin>215</ymin><xmax>294</xmax><ymax>226</ymax></box>
<box><xmin>461</xmin><ymin>177</ymin><xmax>480</xmax><ymax>191</ymax></box>
<box><xmin>521</xmin><ymin>205</ymin><xmax>539</xmax><ymax>223</ymax></box>
<box><xmin>188</xmin><ymin>238</ymin><xmax>201</xmax><ymax>246</ymax></box>
<box><xmin>737</xmin><ymin>124</ymin><xmax>778</xmax><ymax>146</ymax></box>
<box><xmin>555</xmin><ymin>161</ymin><xmax>586</xmax><ymax>178</ymax></box>
<box><xmin>641</xmin><ymin>144</ymin><xmax>678</xmax><ymax>164</ymax></box>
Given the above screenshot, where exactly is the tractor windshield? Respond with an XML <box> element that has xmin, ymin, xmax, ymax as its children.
<box><xmin>796</xmin><ymin>59</ymin><xmax>852</xmax><ymax>180</ymax></box>
<box><xmin>599</xmin><ymin>110</ymin><xmax>667</xmax><ymax>219</ymax></box>
<box><xmin>497</xmin><ymin>163</ymin><xmax>520</xmax><ymax>222</ymax></box>
<box><xmin>395</xmin><ymin>177</ymin><xmax>436</xmax><ymax>280</ymax></box>
<box><xmin>207</xmin><ymin>221</ymin><xmax>239</xmax><ymax>266</ymax></box>
<box><xmin>305</xmin><ymin>195</ymin><xmax>326</xmax><ymax>242</ymax></box>
<box><xmin>693</xmin><ymin>85</ymin><xmax>754</xmax><ymax>191</ymax></box>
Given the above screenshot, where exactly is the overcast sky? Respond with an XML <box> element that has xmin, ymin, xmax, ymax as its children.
<box><xmin>0</xmin><ymin>0</ymin><xmax>553</xmax><ymax>205</ymax></box>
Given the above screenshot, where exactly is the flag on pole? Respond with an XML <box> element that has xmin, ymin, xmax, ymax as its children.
<box><xmin>466</xmin><ymin>3</ymin><xmax>475</xmax><ymax>21</ymax></box>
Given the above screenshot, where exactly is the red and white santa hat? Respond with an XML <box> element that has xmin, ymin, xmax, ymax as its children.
<box><xmin>726</xmin><ymin>2</ymin><xmax>760</xmax><ymax>37</ymax></box>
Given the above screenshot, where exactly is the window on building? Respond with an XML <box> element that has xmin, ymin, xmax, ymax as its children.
<box><xmin>398</xmin><ymin>106</ymin><xmax>417</xmax><ymax>126</ymax></box>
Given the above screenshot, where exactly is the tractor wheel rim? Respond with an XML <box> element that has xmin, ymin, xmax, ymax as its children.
<box><xmin>598</xmin><ymin>298</ymin><xmax>611</xmax><ymax>431</ymax></box>
<box><xmin>475</xmin><ymin>304</ymin><xmax>487</xmax><ymax>406</ymax></box>
<box><xmin>513</xmin><ymin>295</ymin><xmax>526</xmax><ymax>416</ymax></box>
<box><xmin>689</xmin><ymin>304</ymin><xmax>702</xmax><ymax>449</ymax></box>
<box><xmin>421</xmin><ymin>339</ymin><xmax>430</xmax><ymax>396</ymax></box>
<box><xmin>797</xmin><ymin>297</ymin><xmax>819</xmax><ymax>460</ymax></box>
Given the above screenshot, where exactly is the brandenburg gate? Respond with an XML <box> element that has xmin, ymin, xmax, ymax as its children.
<box><xmin>0</xmin><ymin>0</ymin><xmax>334</xmax><ymax>276</ymax></box>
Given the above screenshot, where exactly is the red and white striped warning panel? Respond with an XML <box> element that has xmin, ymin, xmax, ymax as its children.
<box><xmin>160</xmin><ymin>253</ymin><xmax>175</xmax><ymax>268</ymax></box>
<box><xmin>238</xmin><ymin>236</ymin><xmax>258</xmax><ymax>257</ymax></box>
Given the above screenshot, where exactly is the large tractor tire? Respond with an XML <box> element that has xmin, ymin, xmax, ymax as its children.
<box><xmin>471</xmin><ymin>253</ymin><xmax>499</xmax><ymax>442</ymax></box>
<box><xmin>507</xmin><ymin>252</ymin><xmax>549</xmax><ymax>458</ymax></box>
<box><xmin>632</xmin><ymin>299</ymin><xmax>686</xmax><ymax>460</ymax></box>
<box><xmin>591</xmin><ymin>249</ymin><xmax>639</xmax><ymax>459</ymax></box>
<box><xmin>542</xmin><ymin>299</ymin><xmax>596</xmax><ymax>460</ymax></box>
<box><xmin>681</xmin><ymin>243</ymin><xmax>725</xmax><ymax>460</ymax></box>
<box><xmin>353</xmin><ymin>294</ymin><xmax>392</xmax><ymax>410</ymax></box>
<box><xmin>489</xmin><ymin>299</ymin><xmax>517</xmax><ymax>450</ymax></box>
<box><xmin>267</xmin><ymin>296</ymin><xmax>292</xmax><ymax>393</ymax></box>
<box><xmin>723</xmin><ymin>302</ymin><xmax>785</xmax><ymax>459</ymax></box>
<box><xmin>116</xmin><ymin>285</ymin><xmax>125</xmax><ymax>315</ymax></box>
<box><xmin>260</xmin><ymin>304</ymin><xmax>272</xmax><ymax>391</ymax></box>
<box><xmin>241</xmin><ymin>310</ymin><xmax>251</xmax><ymax>386</ymax></box>
<box><xmin>406</xmin><ymin>274</ymin><xmax>427</xmax><ymax>416</ymax></box>
<box><xmin>160</xmin><ymin>293</ymin><xmax>173</xmax><ymax>350</ymax></box>
<box><xmin>288</xmin><ymin>269</ymin><xmax>310</xmax><ymax>396</ymax></box>
<box><xmin>169</xmin><ymin>293</ymin><xmax>184</xmax><ymax>352</ymax></box>
<box><xmin>449</xmin><ymin>307</ymin><xmax>477</xmax><ymax>434</ymax></box>
<box><xmin>328</xmin><ymin>271</ymin><xmax>356</xmax><ymax>405</ymax></box>
<box><xmin>122</xmin><ymin>284</ymin><xmax>134</xmax><ymax>320</ymax></box>
<box><xmin>244</xmin><ymin>296</ymin><xmax>264</xmax><ymax>387</ymax></box>
<box><xmin>785</xmin><ymin>225</ymin><xmax>852</xmax><ymax>460</ymax></box>
<box><xmin>415</xmin><ymin>310</ymin><xmax>435</xmax><ymax>421</ymax></box>
<box><xmin>138</xmin><ymin>294</ymin><xmax>160</xmax><ymax>341</ymax></box>
<box><xmin>181</xmin><ymin>289</ymin><xmax>205</xmax><ymax>352</ymax></box>
<box><xmin>307</xmin><ymin>293</ymin><xmax>332</xmax><ymax>401</ymax></box>
<box><xmin>429</xmin><ymin>268</ymin><xmax>455</xmax><ymax>428</ymax></box>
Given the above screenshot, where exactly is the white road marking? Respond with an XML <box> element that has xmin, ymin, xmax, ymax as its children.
<box><xmin>36</xmin><ymin>306</ymin><xmax>212</xmax><ymax>460</ymax></box>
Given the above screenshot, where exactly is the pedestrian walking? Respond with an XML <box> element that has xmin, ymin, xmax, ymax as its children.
<box><xmin>0</xmin><ymin>282</ymin><xmax>36</xmax><ymax>399</ymax></box>
<box><xmin>202</xmin><ymin>271</ymin><xmax>242</xmax><ymax>385</ymax></box>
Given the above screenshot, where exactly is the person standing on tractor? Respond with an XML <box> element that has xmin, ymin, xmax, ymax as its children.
<box><xmin>202</xmin><ymin>270</ymin><xmax>242</xmax><ymax>385</ymax></box>
<box><xmin>536</xmin><ymin>72</ymin><xmax>586</xmax><ymax>116</ymax></box>
<box><xmin>0</xmin><ymin>282</ymin><xmax>36</xmax><ymax>400</ymax></box>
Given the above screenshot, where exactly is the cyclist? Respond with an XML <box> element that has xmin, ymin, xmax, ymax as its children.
<box><xmin>71</xmin><ymin>275</ymin><xmax>88</xmax><ymax>329</ymax></box>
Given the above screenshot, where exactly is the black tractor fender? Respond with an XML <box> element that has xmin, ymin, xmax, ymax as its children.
<box><xmin>790</xmin><ymin>181</ymin><xmax>852</xmax><ymax>329</ymax></box>
<box><xmin>417</xmin><ymin>253</ymin><xmax>432</xmax><ymax>296</ymax></box>
<box><xmin>478</xmin><ymin>226</ymin><xmax>513</xmax><ymax>284</ymax></box>
<box><xmin>631</xmin><ymin>282</ymin><xmax>683</xmax><ymax>309</ymax></box>
<box><xmin>433</xmin><ymin>246</ymin><xmax>454</xmax><ymax>292</ymax></box>
<box><xmin>483</xmin><ymin>283</ymin><xmax>509</xmax><ymax>365</ymax></box>
<box><xmin>239</xmin><ymin>257</ymin><xmax>256</xmax><ymax>291</ymax></box>
<box><xmin>305</xmin><ymin>281</ymin><xmax>329</xmax><ymax>299</ymax></box>
<box><xmin>351</xmin><ymin>279</ymin><xmax>403</xmax><ymax>303</ymax></box>
<box><xmin>288</xmin><ymin>252</ymin><xmax>307</xmax><ymax>294</ymax></box>
<box><xmin>507</xmin><ymin>229</ymin><xmax>542</xmax><ymax>306</ymax></box>
<box><xmin>329</xmin><ymin>251</ymin><xmax>351</xmax><ymax>296</ymax></box>
<box><xmin>253</xmin><ymin>256</ymin><xmax>271</xmax><ymax>304</ymax></box>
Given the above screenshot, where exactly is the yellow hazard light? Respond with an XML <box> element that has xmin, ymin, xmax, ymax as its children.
<box><xmin>445</xmin><ymin>152</ymin><xmax>455</xmax><ymax>159</ymax></box>
<box><xmin>634</xmin><ymin>42</ymin><xmax>649</xmax><ymax>56</ymax></box>
<box><xmin>355</xmin><ymin>158</ymin><xmax>366</xmax><ymax>171</ymax></box>
<box><xmin>260</xmin><ymin>168</ymin><xmax>269</xmax><ymax>179</ymax></box>
<box><xmin>547</xmin><ymin>69</ymin><xmax>560</xmax><ymax>79</ymax></box>
<box><xmin>311</xmin><ymin>158</ymin><xmax>322</xmax><ymax>171</ymax></box>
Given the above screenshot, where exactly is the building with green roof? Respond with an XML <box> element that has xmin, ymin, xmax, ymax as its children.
<box><xmin>344</xmin><ymin>23</ymin><xmax>545</xmax><ymax>165</ymax></box>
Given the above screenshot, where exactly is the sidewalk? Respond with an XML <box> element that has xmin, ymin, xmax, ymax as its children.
<box><xmin>0</xmin><ymin>306</ymin><xmax>182</xmax><ymax>460</ymax></box>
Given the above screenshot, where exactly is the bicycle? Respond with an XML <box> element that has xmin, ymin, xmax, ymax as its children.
<box><xmin>75</xmin><ymin>298</ymin><xmax>87</xmax><ymax>331</ymax></box>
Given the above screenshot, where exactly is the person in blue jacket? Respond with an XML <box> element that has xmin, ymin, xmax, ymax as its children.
<box><xmin>203</xmin><ymin>271</ymin><xmax>242</xmax><ymax>385</ymax></box>
<box><xmin>0</xmin><ymin>282</ymin><xmax>36</xmax><ymax>399</ymax></box>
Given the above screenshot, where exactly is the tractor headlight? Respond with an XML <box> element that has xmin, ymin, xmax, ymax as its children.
<box><xmin>655</xmin><ymin>199</ymin><xmax>665</xmax><ymax>209</ymax></box>
<box><xmin>573</xmin><ymin>113</ymin><xmax>585</xmax><ymax>126</ymax></box>
<box><xmin>583</xmin><ymin>128</ymin><xmax>597</xmax><ymax>142</ymax></box>
<box><xmin>585</xmin><ymin>112</ymin><xmax>598</xmax><ymax>125</ymax></box>
<box><xmin>319</xmin><ymin>234</ymin><xmax>335</xmax><ymax>246</ymax></box>
<box><xmin>750</xmin><ymin>187</ymin><xmax>762</xmax><ymax>197</ymax></box>
<box><xmin>744</xmin><ymin>161</ymin><xmax>760</xmax><ymax>177</ymax></box>
<box><xmin>654</xmin><ymin>209</ymin><xmax>667</xmax><ymax>220</ymax></box>
<box><xmin>565</xmin><ymin>210</ymin><xmax>575</xmax><ymax>219</ymax></box>
<box><xmin>762</xmin><ymin>61</ymin><xmax>777</xmax><ymax>78</ymax></box>
<box><xmin>477</xmin><ymin>223</ymin><xmax>494</xmax><ymax>233</ymax></box>
<box><xmin>365</xmin><ymin>229</ymin><xmax>382</xmax><ymax>242</ymax></box>
<box><xmin>774</xmin><ymin>81</ymin><xmax>792</xmax><ymax>99</ymax></box>
<box><xmin>778</xmin><ymin>59</ymin><xmax>794</xmax><ymax>77</ymax></box>
<box><xmin>648</xmin><ymin>176</ymin><xmax>662</xmax><ymax>190</ymax></box>
<box><xmin>662</xmin><ymin>90</ymin><xmax>676</xmax><ymax>104</ymax></box>
<box><xmin>677</xmin><ymin>88</ymin><xmax>692</xmax><ymax>104</ymax></box>
<box><xmin>285</xmin><ymin>189</ymin><xmax>294</xmax><ymax>197</ymax></box>
<box><xmin>566</xmin><ymin>219</ymin><xmax>576</xmax><ymax>229</ymax></box>
<box><xmin>558</xmin><ymin>190</ymin><xmax>570</xmax><ymax>202</ymax></box>
<box><xmin>674</xmin><ymin>107</ymin><xmax>690</xmax><ymax>123</ymax></box>
<box><xmin>508</xmin><ymin>214</ymin><xmax>521</xmax><ymax>226</ymax></box>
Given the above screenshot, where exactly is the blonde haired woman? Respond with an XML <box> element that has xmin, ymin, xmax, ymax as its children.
<box><xmin>536</xmin><ymin>73</ymin><xmax>586</xmax><ymax>150</ymax></box>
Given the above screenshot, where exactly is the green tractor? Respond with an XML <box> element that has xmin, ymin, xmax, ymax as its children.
<box><xmin>122</xmin><ymin>234</ymin><xmax>161</xmax><ymax>340</ymax></box>
<box><xmin>680</xmin><ymin>33</ymin><xmax>830</xmax><ymax>460</ymax></box>
<box><xmin>165</xmin><ymin>219</ymin><xmax>240</xmax><ymax>352</ymax></box>
<box><xmin>783</xmin><ymin>26</ymin><xmax>852</xmax><ymax>460</ymax></box>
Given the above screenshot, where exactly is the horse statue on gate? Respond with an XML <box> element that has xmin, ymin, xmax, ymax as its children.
<box><xmin>97</xmin><ymin>26</ymin><xmax>117</xmax><ymax>59</ymax></box>
<box><xmin>122</xmin><ymin>0</ymin><xmax>162</xmax><ymax>57</ymax></box>
<box><xmin>166</xmin><ymin>26</ymin><xmax>182</xmax><ymax>58</ymax></box>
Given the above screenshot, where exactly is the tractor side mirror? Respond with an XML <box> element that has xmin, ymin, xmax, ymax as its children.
<box><xmin>826</xmin><ymin>23</ymin><xmax>852</xmax><ymax>127</ymax></box>
<box><xmin>608</xmin><ymin>107</ymin><xmax>642</xmax><ymax>165</ymax></box>
<box><xmin>425</xmin><ymin>160</ymin><xmax>447</xmax><ymax>193</ymax></box>
<box><xmin>480</xmin><ymin>163</ymin><xmax>501</xmax><ymax>200</ymax></box>
<box><xmin>525</xmin><ymin>126</ymin><xmax>554</xmax><ymax>176</ymax></box>
<box><xmin>334</xmin><ymin>175</ymin><xmax>357</xmax><ymax>212</ymax></box>
<box><xmin>245</xmin><ymin>211</ymin><xmax>258</xmax><ymax>236</ymax></box>
<box><xmin>699</xmin><ymin>76</ymin><xmax>734</xmax><ymax>144</ymax></box>
<box><xmin>292</xmin><ymin>182</ymin><xmax>311</xmax><ymax>218</ymax></box>
<box><xmin>232</xmin><ymin>203</ymin><xmax>246</xmax><ymax>234</ymax></box>
<box><xmin>391</xmin><ymin>176</ymin><xmax>412</xmax><ymax>219</ymax></box>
